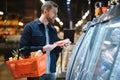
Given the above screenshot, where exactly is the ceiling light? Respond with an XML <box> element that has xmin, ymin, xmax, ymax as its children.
<box><xmin>0</xmin><ymin>11</ymin><xmax>4</xmax><ymax>15</ymax></box>
<box><xmin>18</xmin><ymin>22</ymin><xmax>24</xmax><ymax>26</ymax></box>
<box><xmin>40</xmin><ymin>0</ymin><xmax>45</xmax><ymax>4</ymax></box>
<box><xmin>59</xmin><ymin>21</ymin><xmax>63</xmax><ymax>26</ymax></box>
<box><xmin>56</xmin><ymin>17</ymin><xmax>60</xmax><ymax>23</ymax></box>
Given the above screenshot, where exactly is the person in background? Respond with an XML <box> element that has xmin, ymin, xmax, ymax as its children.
<box><xmin>82</xmin><ymin>1</ymin><xmax>107</xmax><ymax>32</ymax></box>
<box><xmin>20</xmin><ymin>1</ymin><xmax>70</xmax><ymax>80</ymax></box>
<box><xmin>94</xmin><ymin>1</ymin><xmax>107</xmax><ymax>18</ymax></box>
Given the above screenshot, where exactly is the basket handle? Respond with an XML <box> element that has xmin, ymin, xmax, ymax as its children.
<box><xmin>18</xmin><ymin>47</ymin><xmax>26</xmax><ymax>60</ymax></box>
<box><xmin>18</xmin><ymin>47</ymin><xmax>30</xmax><ymax>60</ymax></box>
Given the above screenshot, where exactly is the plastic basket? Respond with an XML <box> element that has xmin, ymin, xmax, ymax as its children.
<box><xmin>6</xmin><ymin>54</ymin><xmax>47</xmax><ymax>79</ymax></box>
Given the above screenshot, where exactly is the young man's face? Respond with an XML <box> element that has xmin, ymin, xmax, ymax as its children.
<box><xmin>46</xmin><ymin>6</ymin><xmax>58</xmax><ymax>24</ymax></box>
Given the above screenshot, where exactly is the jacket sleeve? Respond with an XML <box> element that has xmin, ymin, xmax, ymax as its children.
<box><xmin>51</xmin><ymin>28</ymin><xmax>63</xmax><ymax>54</ymax></box>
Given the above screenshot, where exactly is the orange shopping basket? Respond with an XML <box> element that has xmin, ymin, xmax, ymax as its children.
<box><xmin>6</xmin><ymin>54</ymin><xmax>47</xmax><ymax>79</ymax></box>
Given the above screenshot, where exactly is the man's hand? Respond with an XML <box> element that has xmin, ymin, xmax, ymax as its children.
<box><xmin>60</xmin><ymin>41</ymin><xmax>71</xmax><ymax>48</ymax></box>
<box><xmin>56</xmin><ymin>39</ymin><xmax>71</xmax><ymax>48</ymax></box>
<box><xmin>43</xmin><ymin>44</ymin><xmax>56</xmax><ymax>52</ymax></box>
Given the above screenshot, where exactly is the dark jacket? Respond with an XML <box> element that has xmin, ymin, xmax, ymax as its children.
<box><xmin>20</xmin><ymin>19</ymin><xmax>63</xmax><ymax>72</ymax></box>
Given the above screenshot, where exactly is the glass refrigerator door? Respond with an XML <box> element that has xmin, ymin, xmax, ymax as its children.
<box><xmin>67</xmin><ymin>23</ymin><xmax>100</xmax><ymax>80</ymax></box>
<box><xmin>85</xmin><ymin>21</ymin><xmax>110</xmax><ymax>80</ymax></box>
<box><xmin>66</xmin><ymin>33</ymin><xmax>85</xmax><ymax>80</ymax></box>
<box><xmin>91</xmin><ymin>16</ymin><xmax>120</xmax><ymax>80</ymax></box>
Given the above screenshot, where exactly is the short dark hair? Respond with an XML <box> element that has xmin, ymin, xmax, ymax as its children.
<box><xmin>41</xmin><ymin>1</ymin><xmax>58</xmax><ymax>13</ymax></box>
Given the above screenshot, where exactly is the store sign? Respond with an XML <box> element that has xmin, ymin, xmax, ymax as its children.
<box><xmin>0</xmin><ymin>20</ymin><xmax>18</xmax><ymax>26</ymax></box>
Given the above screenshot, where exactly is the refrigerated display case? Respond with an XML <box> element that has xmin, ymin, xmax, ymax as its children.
<box><xmin>66</xmin><ymin>3</ymin><xmax>120</xmax><ymax>80</ymax></box>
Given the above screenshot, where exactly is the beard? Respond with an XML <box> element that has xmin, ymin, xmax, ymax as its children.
<box><xmin>48</xmin><ymin>18</ymin><xmax>55</xmax><ymax>24</ymax></box>
<box><xmin>46</xmin><ymin>15</ymin><xmax>55</xmax><ymax>24</ymax></box>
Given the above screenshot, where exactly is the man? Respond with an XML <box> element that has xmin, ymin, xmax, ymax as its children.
<box><xmin>20</xmin><ymin>1</ymin><xmax>70</xmax><ymax>80</ymax></box>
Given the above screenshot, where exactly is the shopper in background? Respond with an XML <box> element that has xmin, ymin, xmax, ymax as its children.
<box><xmin>20</xmin><ymin>1</ymin><xmax>70</xmax><ymax>80</ymax></box>
<box><xmin>82</xmin><ymin>1</ymin><xmax>107</xmax><ymax>31</ymax></box>
<box><xmin>94</xmin><ymin>1</ymin><xmax>107</xmax><ymax>18</ymax></box>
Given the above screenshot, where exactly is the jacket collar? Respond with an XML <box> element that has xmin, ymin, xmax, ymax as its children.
<box><xmin>35</xmin><ymin>18</ymin><xmax>52</xmax><ymax>28</ymax></box>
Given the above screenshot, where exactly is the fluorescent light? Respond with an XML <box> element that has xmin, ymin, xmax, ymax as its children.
<box><xmin>66</xmin><ymin>1</ymin><xmax>70</xmax><ymax>4</ymax></box>
<box><xmin>67</xmin><ymin>0</ymin><xmax>71</xmax><ymax>2</ymax></box>
<box><xmin>82</xmin><ymin>10</ymin><xmax>89</xmax><ymax>19</ymax></box>
<box><xmin>0</xmin><ymin>11</ymin><xmax>4</xmax><ymax>15</ymax></box>
<box><xmin>40</xmin><ymin>0</ymin><xmax>45</xmax><ymax>4</ymax></box>
<box><xmin>18</xmin><ymin>22</ymin><xmax>24</xmax><ymax>26</ymax></box>
<box><xmin>75</xmin><ymin>10</ymin><xmax>89</xmax><ymax>27</ymax></box>
<box><xmin>59</xmin><ymin>21</ymin><xmax>63</xmax><ymax>26</ymax></box>
<box><xmin>75</xmin><ymin>24</ymin><xmax>79</xmax><ymax>27</ymax></box>
<box><xmin>56</xmin><ymin>17</ymin><xmax>60</xmax><ymax>23</ymax></box>
<box><xmin>78</xmin><ymin>20</ymin><xmax>83</xmax><ymax>25</ymax></box>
